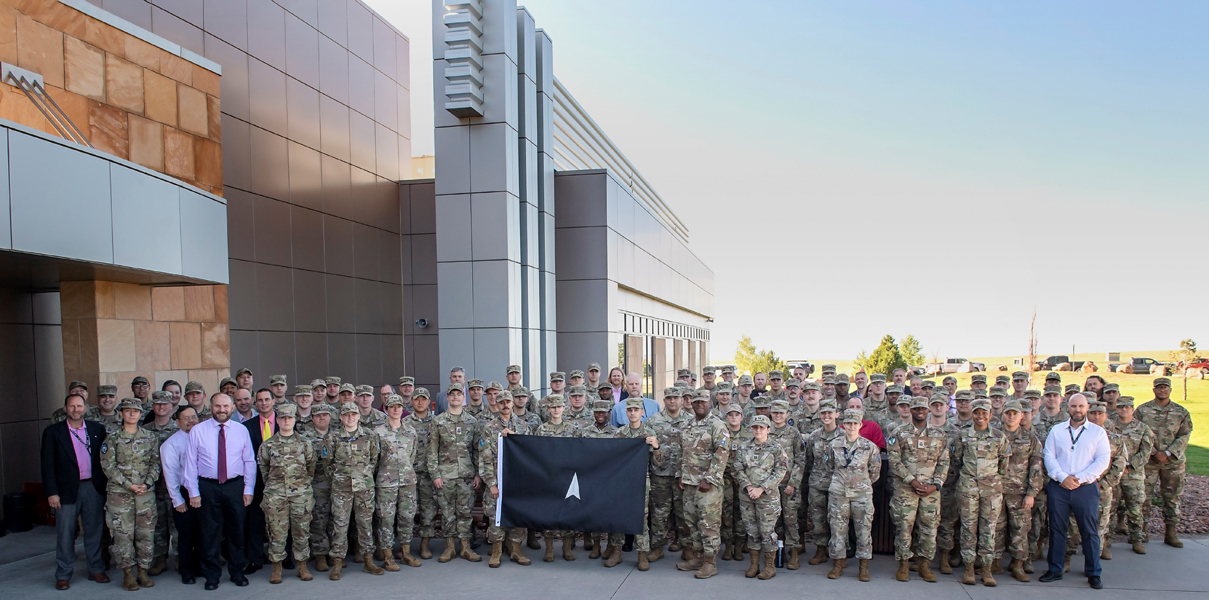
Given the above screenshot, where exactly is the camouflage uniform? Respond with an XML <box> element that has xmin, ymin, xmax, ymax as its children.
<box><xmin>479</xmin><ymin>412</ymin><xmax>534</xmax><ymax>545</ymax></box>
<box><xmin>1030</xmin><ymin>406</ymin><xmax>1069</xmax><ymax>557</ymax></box>
<box><xmin>1135</xmin><ymin>394</ymin><xmax>1193</xmax><ymax>528</ymax></box>
<box><xmin>935</xmin><ymin>420</ymin><xmax>964</xmax><ymax>557</ymax></box>
<box><xmin>722</xmin><ymin>411</ymin><xmax>754</xmax><ymax>553</ymax></box>
<box><xmin>302</xmin><ymin>414</ymin><xmax>335</xmax><ymax>558</ymax></box>
<box><xmin>645</xmin><ymin>393</ymin><xmax>692</xmax><ymax>550</ymax></box>
<box><xmin>373</xmin><ymin>408</ymin><xmax>419</xmax><ymax>554</ymax></box>
<box><xmin>768</xmin><ymin>404</ymin><xmax>806</xmax><ymax>550</ymax></box>
<box><xmin>805</xmin><ymin>417</ymin><xmax>842</xmax><ymax>548</ymax></box>
<box><xmin>577</xmin><ymin>412</ymin><xmax>617</xmax><ymax>550</ymax></box>
<box><xmin>1115</xmin><ymin>412</ymin><xmax>1154</xmax><ymax>543</ymax></box>
<box><xmin>680</xmin><ymin>409</ymin><xmax>730</xmax><ymax>557</ymax></box>
<box><xmin>953</xmin><ymin>418</ymin><xmax>1010</xmax><ymax>566</ymax></box>
<box><xmin>257</xmin><ymin>418</ymin><xmax>317</xmax><ymax>563</ymax></box>
<box><xmin>734</xmin><ymin>430</ymin><xmax>789</xmax><ymax>552</ymax></box>
<box><xmin>141</xmin><ymin>404</ymin><xmax>178</xmax><ymax>564</ymax></box>
<box><xmin>100</xmin><ymin>404</ymin><xmax>161</xmax><ymax>571</ymax></box>
<box><xmin>993</xmin><ymin>418</ymin><xmax>1043</xmax><ymax>562</ymax></box>
<box><xmin>826</xmin><ymin>413</ymin><xmax>881</xmax><ymax>560</ymax></box>
<box><xmin>1096</xmin><ymin>424</ymin><xmax>1128</xmax><ymax>552</ymax></box>
<box><xmin>887</xmin><ymin>413</ymin><xmax>950</xmax><ymax>562</ymax></box>
<box><xmin>329</xmin><ymin>408</ymin><xmax>381</xmax><ymax>558</ymax></box>
<box><xmin>612</xmin><ymin>412</ymin><xmax>661</xmax><ymax>552</ymax></box>
<box><xmin>428</xmin><ymin>407</ymin><xmax>479</xmax><ymax>541</ymax></box>
<box><xmin>402</xmin><ymin>407</ymin><xmax>437</xmax><ymax>539</ymax></box>
<box><xmin>535</xmin><ymin>415</ymin><xmax>579</xmax><ymax>539</ymax></box>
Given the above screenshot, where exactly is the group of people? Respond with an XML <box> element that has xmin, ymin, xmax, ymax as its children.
<box><xmin>39</xmin><ymin>362</ymin><xmax>1192</xmax><ymax>591</ymax></box>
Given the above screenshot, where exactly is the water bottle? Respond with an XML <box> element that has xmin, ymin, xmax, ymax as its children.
<box><xmin>775</xmin><ymin>539</ymin><xmax>784</xmax><ymax>568</ymax></box>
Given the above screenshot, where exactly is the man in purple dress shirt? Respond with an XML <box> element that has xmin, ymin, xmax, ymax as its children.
<box><xmin>41</xmin><ymin>394</ymin><xmax>110</xmax><ymax>589</ymax></box>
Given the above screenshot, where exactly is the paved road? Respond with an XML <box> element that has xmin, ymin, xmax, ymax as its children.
<box><xmin>3</xmin><ymin>531</ymin><xmax>1206</xmax><ymax>599</ymax></box>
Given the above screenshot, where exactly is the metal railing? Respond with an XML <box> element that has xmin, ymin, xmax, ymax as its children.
<box><xmin>2</xmin><ymin>62</ymin><xmax>93</xmax><ymax>148</ymax></box>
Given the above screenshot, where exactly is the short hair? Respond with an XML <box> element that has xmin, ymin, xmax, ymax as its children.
<box><xmin>450</xmin><ymin>366</ymin><xmax>465</xmax><ymax>374</ymax></box>
<box><xmin>892</xmin><ymin>368</ymin><xmax>907</xmax><ymax>376</ymax></box>
<box><xmin>255</xmin><ymin>388</ymin><xmax>273</xmax><ymax>397</ymax></box>
<box><xmin>172</xmin><ymin>405</ymin><xmax>197</xmax><ymax>420</ymax></box>
<box><xmin>64</xmin><ymin>393</ymin><xmax>85</xmax><ymax>406</ymax></box>
<box><xmin>162</xmin><ymin>379</ymin><xmax>181</xmax><ymax>391</ymax></box>
<box><xmin>909</xmin><ymin>376</ymin><xmax>923</xmax><ymax>384</ymax></box>
<box><xmin>379</xmin><ymin>384</ymin><xmax>395</xmax><ymax>393</ymax></box>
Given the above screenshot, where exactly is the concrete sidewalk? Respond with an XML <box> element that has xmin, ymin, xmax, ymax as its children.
<box><xmin>2</xmin><ymin>529</ymin><xmax>1205</xmax><ymax>599</ymax></box>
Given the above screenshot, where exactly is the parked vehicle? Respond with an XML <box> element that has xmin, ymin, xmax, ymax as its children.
<box><xmin>1109</xmin><ymin>357</ymin><xmax>1173</xmax><ymax>373</ymax></box>
<box><xmin>1035</xmin><ymin>355</ymin><xmax>1085</xmax><ymax>371</ymax></box>
<box><xmin>1187</xmin><ymin>358</ymin><xmax>1209</xmax><ymax>375</ymax></box>
<box><xmin>925</xmin><ymin>357</ymin><xmax>985</xmax><ymax>375</ymax></box>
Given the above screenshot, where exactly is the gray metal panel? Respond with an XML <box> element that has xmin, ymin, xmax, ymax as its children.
<box><xmin>179</xmin><ymin>189</ymin><xmax>229</xmax><ymax>283</ymax></box>
<box><xmin>9</xmin><ymin>131</ymin><xmax>113</xmax><ymax>264</ymax></box>
<box><xmin>0</xmin><ymin>130</ymin><xmax>9</xmax><ymax>249</ymax></box>
<box><xmin>110</xmin><ymin>164</ymin><xmax>183</xmax><ymax>275</ymax></box>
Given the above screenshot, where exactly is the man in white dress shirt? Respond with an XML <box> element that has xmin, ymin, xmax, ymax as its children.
<box><xmin>160</xmin><ymin>406</ymin><xmax>200</xmax><ymax>584</ymax></box>
<box><xmin>184</xmin><ymin>393</ymin><xmax>257</xmax><ymax>590</ymax></box>
<box><xmin>1040</xmin><ymin>393</ymin><xmax>1111</xmax><ymax>589</ymax></box>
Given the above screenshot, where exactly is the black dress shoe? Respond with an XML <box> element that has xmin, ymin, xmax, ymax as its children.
<box><xmin>245</xmin><ymin>563</ymin><xmax>262</xmax><ymax>575</ymax></box>
<box><xmin>1039</xmin><ymin>570</ymin><xmax>1063</xmax><ymax>583</ymax></box>
<box><xmin>1089</xmin><ymin>576</ymin><xmax>1103</xmax><ymax>589</ymax></box>
<box><xmin>232</xmin><ymin>577</ymin><xmax>249</xmax><ymax>587</ymax></box>
<box><xmin>181</xmin><ymin>576</ymin><xmax>196</xmax><ymax>585</ymax></box>
<box><xmin>204</xmin><ymin>582</ymin><xmax>219</xmax><ymax>591</ymax></box>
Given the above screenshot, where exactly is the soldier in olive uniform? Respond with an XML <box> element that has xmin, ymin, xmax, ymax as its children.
<box><xmin>825</xmin><ymin>409</ymin><xmax>881</xmax><ymax>582</ymax></box>
<box><xmin>1113</xmin><ymin>397</ymin><xmax>1154</xmax><ymax>554</ymax></box>
<box><xmin>478</xmin><ymin>391</ymin><xmax>534</xmax><ymax>568</ymax></box>
<box><xmin>577</xmin><ymin>399</ymin><xmax>618</xmax><ymax>560</ymax></box>
<box><xmin>534</xmin><ymin>394</ymin><xmax>580</xmax><ymax>561</ymax></box>
<box><xmin>373</xmin><ymin>394</ymin><xmax>421</xmax><ymax>570</ymax></box>
<box><xmin>327</xmin><ymin>402</ymin><xmax>382</xmax><ymax>580</ymax></box>
<box><xmin>768</xmin><ymin>400</ymin><xmax>805</xmax><ymax>568</ymax></box>
<box><xmin>645</xmin><ymin>387</ymin><xmax>693</xmax><ymax>560</ymax></box>
<box><xmin>677</xmin><ymin>389</ymin><xmax>730</xmax><ymax>579</ymax></box>
<box><xmin>938</xmin><ymin>389</ymin><xmax>974</xmax><ymax>572</ymax></box>
<box><xmin>100</xmin><ymin>398</ymin><xmax>161</xmax><ymax>590</ymax></box>
<box><xmin>354</xmin><ymin>386</ymin><xmax>387</xmax><ymax>429</ymax></box>
<box><xmin>1086</xmin><ymin>402</ymin><xmax>1127</xmax><ymax>560</ymax></box>
<box><xmin>1136</xmin><ymin>377</ymin><xmax>1193</xmax><ymax>548</ymax></box>
<box><xmin>953</xmin><ymin>398</ymin><xmax>1010</xmax><ymax>587</ymax></box>
<box><xmin>993</xmin><ymin>400</ymin><xmax>1043</xmax><ymax>582</ymax></box>
<box><xmin>735</xmin><ymin>415</ymin><xmax>789</xmax><ymax>580</ymax></box>
<box><xmin>720</xmin><ymin>404</ymin><xmax>752</xmax><ymax>562</ymax></box>
<box><xmin>464</xmin><ymin>380</ymin><xmax>488</xmax><ymax>418</ymax></box>
<box><xmin>888</xmin><ymin>395</ymin><xmax>950</xmax><ymax>583</ymax></box>
<box><xmin>428</xmin><ymin>383</ymin><xmax>481</xmax><ymax>562</ymax></box>
<box><xmin>90</xmin><ymin>385</ymin><xmax>124</xmax><ymax>432</ymax></box>
<box><xmin>535</xmin><ymin>372</ymin><xmax>567</xmax><ymax>422</ymax></box>
<box><xmin>563</xmin><ymin>385</ymin><xmax>593</xmax><ymax>428</ymax></box>
<box><xmin>141</xmin><ymin>392</ymin><xmax>178</xmax><ymax>576</ymax></box>
<box><xmin>182</xmin><ymin>382</ymin><xmax>212</xmax><ymax>423</ymax></box>
<box><xmin>511</xmin><ymin>386</ymin><xmax>544</xmax><ymax>435</ymax></box>
<box><xmin>403</xmin><ymin>387</ymin><xmax>438</xmax><ymax>558</ymax></box>
<box><xmin>302</xmin><ymin>403</ymin><xmax>335</xmax><ymax>572</ymax></box>
<box><xmin>611</xmin><ymin>397</ymin><xmax>662</xmax><ymax>570</ymax></box>
<box><xmin>804</xmin><ymin>400</ymin><xmax>841</xmax><ymax>566</ymax></box>
<box><xmin>257</xmin><ymin>404</ymin><xmax>317</xmax><ymax>583</ymax></box>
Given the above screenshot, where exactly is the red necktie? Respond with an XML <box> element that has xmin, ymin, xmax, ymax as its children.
<box><xmin>217</xmin><ymin>423</ymin><xmax>227</xmax><ymax>483</ymax></box>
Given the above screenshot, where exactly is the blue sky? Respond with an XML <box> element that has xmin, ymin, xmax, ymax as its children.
<box><xmin>368</xmin><ymin>0</ymin><xmax>1208</xmax><ymax>361</ymax></box>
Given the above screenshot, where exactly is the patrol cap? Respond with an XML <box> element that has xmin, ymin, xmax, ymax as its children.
<box><xmin>909</xmin><ymin>396</ymin><xmax>929</xmax><ymax>410</ymax></box>
<box><xmin>311</xmin><ymin>403</ymin><xmax>332</xmax><ymax>416</ymax></box>
<box><xmin>132</xmin><ymin>376</ymin><xmax>150</xmax><ymax>385</ymax></box>
<box><xmin>680</xmin><ymin>386</ymin><xmax>694</xmax><ymax>397</ymax></box>
<box><xmin>1045</xmin><ymin>372</ymin><xmax>1061</xmax><ymax>381</ymax></box>
<box><xmin>841</xmin><ymin>409</ymin><xmax>863</xmax><ymax>425</ymax></box>
<box><xmin>971</xmin><ymin>374</ymin><xmax>987</xmax><ymax>384</ymax></box>
<box><xmin>587</xmin><ymin>363</ymin><xmax>602</xmax><ymax>372</ymax></box>
<box><xmin>721</xmin><ymin>365</ymin><xmax>736</xmax><ymax>374</ymax></box>
<box><xmin>821</xmin><ymin>364</ymin><xmax>837</xmax><ymax>373</ymax></box>
<box><xmin>293</xmin><ymin>385</ymin><xmax>313</xmax><ymax>397</ymax></box>
<box><xmin>771</xmin><ymin>400</ymin><xmax>789</xmax><ymax>413</ymax></box>
<box><xmin>414</xmin><ymin>387</ymin><xmax>431</xmax><ymax>399</ymax></box>
<box><xmin>737</xmin><ymin>374</ymin><xmax>754</xmax><ymax>386</ymax></box>
<box><xmin>703</xmin><ymin>366</ymin><xmax>717</xmax><ymax>375</ymax></box>
<box><xmin>1103</xmin><ymin>383</ymin><xmax>1119</xmax><ymax>392</ymax></box>
<box><xmin>835</xmin><ymin>373</ymin><xmax>850</xmax><ymax>385</ymax></box>
<box><xmin>750</xmin><ymin>415</ymin><xmax>773</xmax><ymax>429</ymax></box>
<box><xmin>467</xmin><ymin>379</ymin><xmax>484</xmax><ymax>389</ymax></box>
<box><xmin>338</xmin><ymin>383</ymin><xmax>356</xmax><ymax>394</ymax></box>
<box><xmin>715</xmin><ymin>382</ymin><xmax>735</xmax><ymax>393</ymax></box>
<box><xmin>507</xmin><ymin>364</ymin><xmax>522</xmax><ymax>374</ymax></box>
<box><xmin>1044</xmin><ymin>385</ymin><xmax>1062</xmax><ymax>395</ymax></box>
<box><xmin>339</xmin><ymin>402</ymin><xmax>359</xmax><ymax>415</ymax></box>
<box><xmin>922</xmin><ymin>380</ymin><xmax>936</xmax><ymax>389</ymax></box>
<box><xmin>752</xmin><ymin>396</ymin><xmax>771</xmax><ymax>408</ymax></box>
<box><xmin>270</xmin><ymin>403</ymin><xmax>294</xmax><ymax>418</ymax></box>
<box><xmin>955</xmin><ymin>390</ymin><xmax>974</xmax><ymax>401</ymax></box>
<box><xmin>821</xmin><ymin>375</ymin><xmax>836</xmax><ymax>385</ymax></box>
<box><xmin>550</xmin><ymin>372</ymin><xmax>565</xmax><ymax>382</ymax></box>
<box><xmin>597</xmin><ymin>383</ymin><xmax>613</xmax><ymax>392</ymax></box>
<box><xmin>151</xmin><ymin>391</ymin><xmax>173</xmax><ymax>404</ymax></box>
<box><xmin>384</xmin><ymin>394</ymin><xmax>406</xmax><ymax>408</ymax></box>
<box><xmin>818</xmin><ymin>399</ymin><xmax>839</xmax><ymax>413</ymax></box>
<box><xmin>269</xmin><ymin>374</ymin><xmax>287</xmax><ymax>385</ymax></box>
<box><xmin>1082</xmin><ymin>391</ymin><xmax>1097</xmax><ymax>401</ymax></box>
<box><xmin>181</xmin><ymin>382</ymin><xmax>202</xmax><ymax>395</ymax></box>
<box><xmin>625</xmin><ymin>398</ymin><xmax>645</xmax><ymax>409</ymax></box>
<box><xmin>1024</xmin><ymin>390</ymin><xmax>1042</xmax><ymax>399</ymax></box>
<box><xmin>1003</xmin><ymin>400</ymin><xmax>1024</xmax><ymax>413</ymax></box>
<box><xmin>691</xmin><ymin>389</ymin><xmax>712</xmax><ymax>402</ymax></box>
<box><xmin>219</xmin><ymin>377</ymin><xmax>236</xmax><ymax>389</ymax></box>
<box><xmin>995</xmin><ymin>375</ymin><xmax>1010</xmax><ymax>385</ymax></box>
<box><xmin>929</xmin><ymin>393</ymin><xmax>949</xmax><ymax>406</ymax></box>
<box><xmin>486</xmin><ymin>381</ymin><xmax>503</xmax><ymax>392</ymax></box>
<box><xmin>495</xmin><ymin>390</ymin><xmax>513</xmax><ymax>403</ymax></box>
<box><xmin>118</xmin><ymin>398</ymin><xmax>144</xmax><ymax>412</ymax></box>
<box><xmin>99</xmin><ymin>384</ymin><xmax>119</xmax><ymax>396</ymax></box>
<box><xmin>768</xmin><ymin>370</ymin><xmax>783</xmax><ymax>380</ymax></box>
<box><xmin>785</xmin><ymin>379</ymin><xmax>800</xmax><ymax>389</ymax></box>
<box><xmin>1012</xmin><ymin>371</ymin><xmax>1029</xmax><ymax>381</ymax></box>
<box><xmin>886</xmin><ymin>384</ymin><xmax>904</xmax><ymax>394</ymax></box>
<box><xmin>397</xmin><ymin>376</ymin><xmax>415</xmax><ymax>387</ymax></box>
<box><xmin>591</xmin><ymin>400</ymin><xmax>612</xmax><ymax>413</ymax></box>
<box><xmin>726</xmin><ymin>404</ymin><xmax>743</xmax><ymax>415</ymax></box>
<box><xmin>510</xmin><ymin>385</ymin><xmax>529</xmax><ymax>397</ymax></box>
<box><xmin>447</xmin><ymin>382</ymin><xmax>464</xmax><ymax>394</ymax></box>
<box><xmin>1116</xmin><ymin>396</ymin><xmax>1135</xmax><ymax>408</ymax></box>
<box><xmin>569</xmin><ymin>385</ymin><xmax>587</xmax><ymax>397</ymax></box>
<box><xmin>235</xmin><ymin>368</ymin><xmax>253</xmax><ymax>378</ymax></box>
<box><xmin>1088</xmin><ymin>401</ymin><xmax>1107</xmax><ymax>413</ymax></box>
<box><xmin>68</xmin><ymin>380</ymin><xmax>88</xmax><ymax>390</ymax></box>
<box><xmin>356</xmin><ymin>385</ymin><xmax>374</xmax><ymax>396</ymax></box>
<box><xmin>677</xmin><ymin>368</ymin><xmax>692</xmax><ymax>378</ymax></box>
<box><xmin>674</xmin><ymin>380</ymin><xmax>690</xmax><ymax>389</ymax></box>
<box><xmin>1064</xmin><ymin>384</ymin><xmax>1080</xmax><ymax>394</ymax></box>
<box><xmin>989</xmin><ymin>386</ymin><xmax>1007</xmax><ymax>397</ymax></box>
<box><xmin>311</xmin><ymin>378</ymin><xmax>328</xmax><ymax>389</ymax></box>
<box><xmin>870</xmin><ymin>373</ymin><xmax>886</xmax><ymax>383</ymax></box>
<box><xmin>895</xmin><ymin>395</ymin><xmax>911</xmax><ymax>406</ymax></box>
<box><xmin>326</xmin><ymin>376</ymin><xmax>342</xmax><ymax>385</ymax></box>
<box><xmin>801</xmin><ymin>381</ymin><xmax>821</xmax><ymax>392</ymax></box>
<box><xmin>974</xmin><ymin>389</ymin><xmax>988</xmax><ymax>399</ymax></box>
<box><xmin>569</xmin><ymin>370</ymin><xmax>585</xmax><ymax>379</ymax></box>
<box><xmin>1154</xmin><ymin>377</ymin><xmax>1172</xmax><ymax>387</ymax></box>
<box><xmin>971</xmin><ymin>399</ymin><xmax>991</xmax><ymax>411</ymax></box>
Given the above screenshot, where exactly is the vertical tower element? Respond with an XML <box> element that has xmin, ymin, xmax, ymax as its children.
<box><xmin>442</xmin><ymin>0</ymin><xmax>485</xmax><ymax>117</ymax></box>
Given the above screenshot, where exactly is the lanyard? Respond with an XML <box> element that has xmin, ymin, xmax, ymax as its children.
<box><xmin>70</xmin><ymin>426</ymin><xmax>91</xmax><ymax>453</ymax></box>
<box><xmin>1068</xmin><ymin>424</ymin><xmax>1086</xmax><ymax>450</ymax></box>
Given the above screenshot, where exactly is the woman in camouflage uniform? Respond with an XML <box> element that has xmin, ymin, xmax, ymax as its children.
<box><xmin>100</xmin><ymin>398</ymin><xmax>161</xmax><ymax>591</ymax></box>
<box><xmin>257</xmin><ymin>403</ymin><xmax>316</xmax><ymax>583</ymax></box>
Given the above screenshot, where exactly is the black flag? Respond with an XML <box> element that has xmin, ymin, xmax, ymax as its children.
<box><xmin>499</xmin><ymin>435</ymin><xmax>647</xmax><ymax>534</ymax></box>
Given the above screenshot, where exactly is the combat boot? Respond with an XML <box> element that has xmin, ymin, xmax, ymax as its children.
<box><xmin>1010</xmin><ymin>558</ymin><xmax>1029</xmax><ymax>582</ymax></box>
<box><xmin>1101</xmin><ymin>545</ymin><xmax>1112</xmax><ymax>560</ymax></box>
<box><xmin>374</xmin><ymin>549</ymin><xmax>384</xmax><ymax>561</ymax></box>
<box><xmin>488</xmin><ymin>542</ymin><xmax>503</xmax><ymax>568</ymax></box>
<box><xmin>758</xmin><ymin>552</ymin><xmax>776</xmax><ymax>580</ymax></box>
<box><xmin>1132</xmin><ymin>541</ymin><xmax>1146</xmax><ymax>554</ymax></box>
<box><xmin>991</xmin><ymin>557</ymin><xmax>1003</xmax><ymax>574</ymax></box>
<box><xmin>961</xmin><ymin>563</ymin><xmax>976</xmax><ymax>585</ymax></box>
<box><xmin>562</xmin><ymin>536</ymin><xmax>576</xmax><ymax>561</ymax></box>
<box><xmin>720</xmin><ymin>542</ymin><xmax>732</xmax><ymax>561</ymax></box>
<box><xmin>362</xmin><ymin>553</ymin><xmax>384</xmax><ymax>575</ymax></box>
<box><xmin>148</xmin><ymin>556</ymin><xmax>167</xmax><ymax>576</ymax></box>
<box><xmin>382</xmin><ymin>552</ymin><xmax>401</xmax><ymax>571</ymax></box>
<box><xmin>1063</xmin><ymin>553</ymin><xmax>1071</xmax><ymax>573</ymax></box>
<box><xmin>745</xmin><ymin>550</ymin><xmax>760</xmax><ymax>578</ymax></box>
<box><xmin>981</xmin><ymin>563</ymin><xmax>996</xmax><ymax>587</ymax></box>
<box><xmin>949</xmin><ymin>551</ymin><xmax>963</xmax><ymax>568</ymax></box>
<box><xmin>297</xmin><ymin>561</ymin><xmax>313</xmax><ymax>581</ymax></box>
<box><xmin>603</xmin><ymin>548</ymin><xmax>622</xmax><ymax>568</ymax></box>
<box><xmin>438</xmin><ymin>538</ymin><xmax>456</xmax><ymax>563</ymax></box>
<box><xmin>637</xmin><ymin>551</ymin><xmax>650</xmax><ymax>571</ymax></box>
<box><xmin>461</xmin><ymin>539</ymin><xmax>482</xmax><ymax>562</ymax></box>
<box><xmin>527</xmin><ymin>530</ymin><xmax>541</xmax><ymax>550</ymax></box>
<box><xmin>938</xmin><ymin>549</ymin><xmax>952</xmax><ymax>574</ymax></box>
<box><xmin>1165</xmin><ymin>523</ymin><xmax>1183</xmax><ymax>548</ymax></box>
<box><xmin>270</xmin><ymin>561</ymin><xmax>283</xmax><ymax>584</ymax></box>
<box><xmin>676</xmin><ymin>548</ymin><xmax>701</xmax><ymax>571</ymax></box>
<box><xmin>589</xmin><ymin>538</ymin><xmax>602</xmax><ymax>559</ymax></box>
<box><xmin>328</xmin><ymin>557</ymin><xmax>343</xmax><ymax>581</ymax></box>
<box><xmin>584</xmin><ymin>535</ymin><xmax>595</xmax><ymax>553</ymax></box>
<box><xmin>694</xmin><ymin>553</ymin><xmax>718</xmax><ymax>579</ymax></box>
<box><xmin>136</xmin><ymin>566</ymin><xmax>154</xmax><ymax>588</ymax></box>
<box><xmin>543</xmin><ymin>534</ymin><xmax>556</xmax><ymax>562</ymax></box>
<box><xmin>787</xmin><ymin>546</ymin><xmax>800</xmax><ymax>570</ymax></box>
<box><xmin>896</xmin><ymin>559</ymin><xmax>910</xmax><ymax>582</ymax></box>
<box><xmin>808</xmin><ymin>545</ymin><xmax>828</xmax><ymax>566</ymax></box>
<box><xmin>827</xmin><ymin>558</ymin><xmax>846</xmax><ymax>579</ymax></box>
<box><xmin>668</xmin><ymin>539</ymin><xmax>682</xmax><ymax>552</ymax></box>
<box><xmin>507</xmin><ymin>540</ymin><xmax>532</xmax><ymax>565</ymax></box>
<box><xmin>399</xmin><ymin>544</ymin><xmax>421</xmax><ymax>567</ymax></box>
<box><xmin>858</xmin><ymin>559</ymin><xmax>870</xmax><ymax>582</ymax></box>
<box><xmin>1023</xmin><ymin>558</ymin><xmax>1034</xmax><ymax>573</ymax></box>
<box><xmin>647</xmin><ymin>545</ymin><xmax>664</xmax><ymax>563</ymax></box>
<box><xmin>315</xmin><ymin>554</ymin><xmax>329</xmax><ymax>572</ymax></box>
<box><xmin>917</xmin><ymin>557</ymin><xmax>937</xmax><ymax>582</ymax></box>
<box><xmin>419</xmin><ymin>537</ymin><xmax>433</xmax><ymax>559</ymax></box>
<box><xmin>122</xmin><ymin>567</ymin><xmax>138</xmax><ymax>591</ymax></box>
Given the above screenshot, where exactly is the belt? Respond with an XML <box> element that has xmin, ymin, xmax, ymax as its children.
<box><xmin>199</xmin><ymin>475</ymin><xmax>244</xmax><ymax>482</ymax></box>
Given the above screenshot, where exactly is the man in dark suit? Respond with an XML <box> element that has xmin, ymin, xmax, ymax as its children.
<box><xmin>41</xmin><ymin>393</ymin><xmax>110</xmax><ymax>589</ymax></box>
<box><xmin>242</xmin><ymin>388</ymin><xmax>277</xmax><ymax>572</ymax></box>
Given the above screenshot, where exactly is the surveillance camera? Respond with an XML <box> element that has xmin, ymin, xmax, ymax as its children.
<box><xmin>415</xmin><ymin>318</ymin><xmax>428</xmax><ymax>329</ymax></box>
